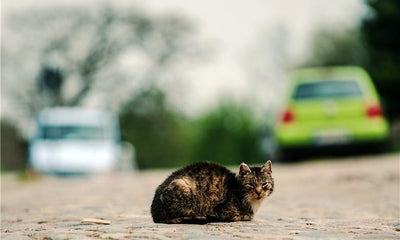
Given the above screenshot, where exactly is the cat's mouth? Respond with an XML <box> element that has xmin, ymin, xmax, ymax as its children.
<box><xmin>251</xmin><ymin>195</ymin><xmax>263</xmax><ymax>201</ymax></box>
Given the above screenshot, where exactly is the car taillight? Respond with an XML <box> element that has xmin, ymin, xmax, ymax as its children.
<box><xmin>281</xmin><ymin>108</ymin><xmax>294</xmax><ymax>123</ymax></box>
<box><xmin>366</xmin><ymin>103</ymin><xmax>383</xmax><ymax>118</ymax></box>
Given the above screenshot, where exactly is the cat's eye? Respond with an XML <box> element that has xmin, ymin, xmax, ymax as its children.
<box><xmin>245</xmin><ymin>184</ymin><xmax>255</xmax><ymax>189</ymax></box>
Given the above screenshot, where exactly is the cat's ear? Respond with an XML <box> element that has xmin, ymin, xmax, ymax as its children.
<box><xmin>239</xmin><ymin>163</ymin><xmax>251</xmax><ymax>176</ymax></box>
<box><xmin>261</xmin><ymin>160</ymin><xmax>272</xmax><ymax>174</ymax></box>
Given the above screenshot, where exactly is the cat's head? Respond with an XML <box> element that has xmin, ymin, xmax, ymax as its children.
<box><xmin>236</xmin><ymin>160</ymin><xmax>274</xmax><ymax>202</ymax></box>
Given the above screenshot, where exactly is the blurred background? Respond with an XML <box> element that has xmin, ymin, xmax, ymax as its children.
<box><xmin>1</xmin><ymin>0</ymin><xmax>399</xmax><ymax>172</ymax></box>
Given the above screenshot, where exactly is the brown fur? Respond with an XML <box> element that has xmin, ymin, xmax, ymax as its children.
<box><xmin>151</xmin><ymin>161</ymin><xmax>274</xmax><ymax>224</ymax></box>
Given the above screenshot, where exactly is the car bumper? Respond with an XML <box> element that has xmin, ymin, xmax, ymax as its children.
<box><xmin>276</xmin><ymin>117</ymin><xmax>389</xmax><ymax>148</ymax></box>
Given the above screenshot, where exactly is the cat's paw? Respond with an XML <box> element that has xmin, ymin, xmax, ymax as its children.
<box><xmin>241</xmin><ymin>214</ymin><xmax>253</xmax><ymax>221</ymax></box>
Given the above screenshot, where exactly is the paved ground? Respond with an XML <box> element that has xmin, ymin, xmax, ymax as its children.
<box><xmin>1</xmin><ymin>153</ymin><xmax>400</xmax><ymax>240</ymax></box>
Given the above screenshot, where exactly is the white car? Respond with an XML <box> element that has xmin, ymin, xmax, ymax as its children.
<box><xmin>29</xmin><ymin>107</ymin><xmax>122</xmax><ymax>174</ymax></box>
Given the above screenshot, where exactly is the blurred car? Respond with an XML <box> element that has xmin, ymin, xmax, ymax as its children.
<box><xmin>274</xmin><ymin>66</ymin><xmax>389</xmax><ymax>161</ymax></box>
<box><xmin>29</xmin><ymin>107</ymin><xmax>122</xmax><ymax>174</ymax></box>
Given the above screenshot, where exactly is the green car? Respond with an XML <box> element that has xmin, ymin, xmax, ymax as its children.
<box><xmin>274</xmin><ymin>66</ymin><xmax>389</xmax><ymax>161</ymax></box>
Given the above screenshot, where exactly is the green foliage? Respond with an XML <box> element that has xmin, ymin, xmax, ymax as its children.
<box><xmin>119</xmin><ymin>86</ymin><xmax>191</xmax><ymax>169</ymax></box>
<box><xmin>191</xmin><ymin>101</ymin><xmax>262</xmax><ymax>166</ymax></box>
<box><xmin>1</xmin><ymin>120</ymin><xmax>28</xmax><ymax>170</ymax></box>
<box><xmin>304</xmin><ymin>29</ymin><xmax>367</xmax><ymax>67</ymax></box>
<box><xmin>119</xmin><ymin>89</ymin><xmax>263</xmax><ymax>169</ymax></box>
<box><xmin>361</xmin><ymin>0</ymin><xmax>400</xmax><ymax>119</ymax></box>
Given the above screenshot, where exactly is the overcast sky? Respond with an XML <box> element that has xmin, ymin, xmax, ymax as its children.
<box><xmin>2</xmin><ymin>0</ymin><xmax>368</xmax><ymax>117</ymax></box>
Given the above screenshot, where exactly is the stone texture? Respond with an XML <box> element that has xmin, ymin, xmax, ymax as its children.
<box><xmin>1</xmin><ymin>154</ymin><xmax>399</xmax><ymax>239</ymax></box>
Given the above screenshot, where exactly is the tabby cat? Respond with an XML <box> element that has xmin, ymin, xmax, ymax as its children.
<box><xmin>151</xmin><ymin>160</ymin><xmax>274</xmax><ymax>223</ymax></box>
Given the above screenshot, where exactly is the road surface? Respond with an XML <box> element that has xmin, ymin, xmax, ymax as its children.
<box><xmin>1</xmin><ymin>153</ymin><xmax>400</xmax><ymax>239</ymax></box>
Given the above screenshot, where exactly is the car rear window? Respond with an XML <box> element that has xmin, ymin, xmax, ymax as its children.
<box><xmin>293</xmin><ymin>80</ymin><xmax>363</xmax><ymax>100</ymax></box>
<box><xmin>40</xmin><ymin>125</ymin><xmax>106</xmax><ymax>140</ymax></box>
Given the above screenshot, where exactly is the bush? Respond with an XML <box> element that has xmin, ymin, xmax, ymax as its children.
<box><xmin>120</xmin><ymin>87</ymin><xmax>263</xmax><ymax>169</ymax></box>
<box><xmin>1</xmin><ymin>120</ymin><xmax>28</xmax><ymax>170</ymax></box>
<box><xmin>119</xmin><ymin>86</ymin><xmax>192</xmax><ymax>169</ymax></box>
<box><xmin>191</xmin><ymin>102</ymin><xmax>262</xmax><ymax>166</ymax></box>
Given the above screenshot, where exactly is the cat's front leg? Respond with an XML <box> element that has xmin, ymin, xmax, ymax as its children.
<box><xmin>225</xmin><ymin>213</ymin><xmax>252</xmax><ymax>221</ymax></box>
<box><xmin>218</xmin><ymin>212</ymin><xmax>241</xmax><ymax>222</ymax></box>
<box><xmin>215</xmin><ymin>204</ymin><xmax>254</xmax><ymax>222</ymax></box>
<box><xmin>241</xmin><ymin>214</ymin><xmax>253</xmax><ymax>221</ymax></box>
<box><xmin>215</xmin><ymin>204</ymin><xmax>242</xmax><ymax>222</ymax></box>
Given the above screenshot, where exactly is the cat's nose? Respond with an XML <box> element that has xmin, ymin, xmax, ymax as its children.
<box><xmin>255</xmin><ymin>188</ymin><xmax>262</xmax><ymax>198</ymax></box>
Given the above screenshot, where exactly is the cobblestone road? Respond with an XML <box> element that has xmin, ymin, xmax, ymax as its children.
<box><xmin>1</xmin><ymin>154</ymin><xmax>399</xmax><ymax>239</ymax></box>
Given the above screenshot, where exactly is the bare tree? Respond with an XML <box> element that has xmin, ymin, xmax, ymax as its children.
<box><xmin>2</xmin><ymin>4</ymin><xmax>208</xmax><ymax>136</ymax></box>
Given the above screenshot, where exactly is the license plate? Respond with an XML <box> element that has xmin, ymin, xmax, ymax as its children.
<box><xmin>313</xmin><ymin>129</ymin><xmax>352</xmax><ymax>146</ymax></box>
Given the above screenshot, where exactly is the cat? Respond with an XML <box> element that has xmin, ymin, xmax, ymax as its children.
<box><xmin>151</xmin><ymin>160</ymin><xmax>274</xmax><ymax>224</ymax></box>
